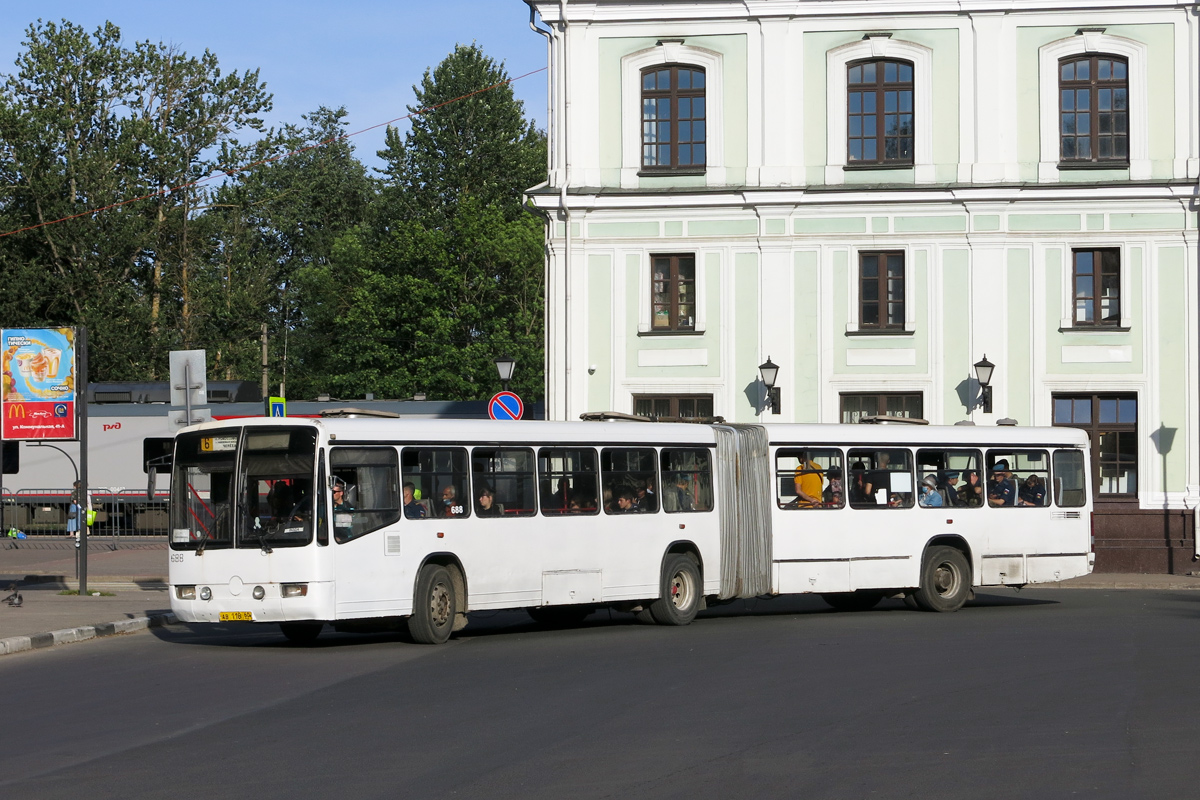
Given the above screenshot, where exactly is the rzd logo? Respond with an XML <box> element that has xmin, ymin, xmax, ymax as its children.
<box><xmin>7</xmin><ymin>404</ymin><xmax>26</xmax><ymax>419</ymax></box>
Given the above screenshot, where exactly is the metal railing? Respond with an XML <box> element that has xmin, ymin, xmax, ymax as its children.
<box><xmin>2</xmin><ymin>487</ymin><xmax>169</xmax><ymax>542</ymax></box>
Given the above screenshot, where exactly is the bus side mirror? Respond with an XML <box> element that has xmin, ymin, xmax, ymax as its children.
<box><xmin>147</xmin><ymin>466</ymin><xmax>156</xmax><ymax>501</ymax></box>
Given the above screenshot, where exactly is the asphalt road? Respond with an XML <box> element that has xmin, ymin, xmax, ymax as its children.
<box><xmin>1</xmin><ymin>589</ymin><xmax>1197</xmax><ymax>799</ymax></box>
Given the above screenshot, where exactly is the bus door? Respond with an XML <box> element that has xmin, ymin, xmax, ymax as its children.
<box><xmin>983</xmin><ymin>449</ymin><xmax>1053</xmax><ymax>584</ymax></box>
<box><xmin>771</xmin><ymin>446</ymin><xmax>850</xmax><ymax>594</ymax></box>
<box><xmin>845</xmin><ymin>447</ymin><xmax>917</xmax><ymax>590</ymax></box>
<box><xmin>331</xmin><ymin>446</ymin><xmax>405</xmax><ymax>616</ymax></box>
<box><xmin>467</xmin><ymin>447</ymin><xmax>542</xmax><ymax>607</ymax></box>
<box><xmin>537</xmin><ymin>447</ymin><xmax>604</xmax><ymax>605</ymax></box>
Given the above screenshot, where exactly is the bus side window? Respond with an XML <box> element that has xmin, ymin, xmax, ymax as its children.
<box><xmin>471</xmin><ymin>448</ymin><xmax>537</xmax><ymax>517</ymax></box>
<box><xmin>329</xmin><ymin>447</ymin><xmax>401</xmax><ymax>542</ymax></box>
<box><xmin>539</xmin><ymin>448</ymin><xmax>599</xmax><ymax>515</ymax></box>
<box><xmin>402</xmin><ymin>447</ymin><xmax>471</xmax><ymax>520</ymax></box>
<box><xmin>916</xmin><ymin>448</ymin><xmax>982</xmax><ymax>509</ymax></box>
<box><xmin>847</xmin><ymin>448</ymin><xmax>914</xmax><ymax>508</ymax></box>
<box><xmin>1053</xmin><ymin>449</ymin><xmax>1087</xmax><ymax>507</ymax></box>
<box><xmin>601</xmin><ymin>448</ymin><xmax>658</xmax><ymax>514</ymax></box>
<box><xmin>661</xmin><ymin>448</ymin><xmax>714</xmax><ymax>513</ymax></box>
<box><xmin>775</xmin><ymin>448</ymin><xmax>844</xmax><ymax>509</ymax></box>
<box><xmin>986</xmin><ymin>450</ymin><xmax>1050</xmax><ymax>508</ymax></box>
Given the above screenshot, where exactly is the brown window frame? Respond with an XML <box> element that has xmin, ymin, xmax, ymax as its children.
<box><xmin>1071</xmin><ymin>248</ymin><xmax>1121</xmax><ymax>327</ymax></box>
<box><xmin>847</xmin><ymin>58</ymin><xmax>914</xmax><ymax>166</ymax></box>
<box><xmin>839</xmin><ymin>392</ymin><xmax>923</xmax><ymax>424</ymax></box>
<box><xmin>1059</xmin><ymin>54</ymin><xmax>1128</xmax><ymax>165</ymax></box>
<box><xmin>858</xmin><ymin>251</ymin><xmax>905</xmax><ymax>330</ymax></box>
<box><xmin>650</xmin><ymin>254</ymin><xmax>697</xmax><ymax>332</ymax></box>
<box><xmin>633</xmin><ymin>394</ymin><xmax>714</xmax><ymax>422</ymax></box>
<box><xmin>1052</xmin><ymin>393</ymin><xmax>1137</xmax><ymax>498</ymax></box>
<box><xmin>640</xmin><ymin>65</ymin><xmax>706</xmax><ymax>173</ymax></box>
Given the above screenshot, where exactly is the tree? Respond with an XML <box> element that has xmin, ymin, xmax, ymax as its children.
<box><xmin>0</xmin><ymin>19</ymin><xmax>271</xmax><ymax>379</ymax></box>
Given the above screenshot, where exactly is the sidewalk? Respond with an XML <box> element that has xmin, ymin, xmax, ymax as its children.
<box><xmin>3</xmin><ymin>537</ymin><xmax>1200</xmax><ymax>657</ymax></box>
<box><xmin>0</xmin><ymin>536</ymin><xmax>172</xmax><ymax>656</ymax></box>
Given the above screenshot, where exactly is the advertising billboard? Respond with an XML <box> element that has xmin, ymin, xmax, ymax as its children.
<box><xmin>1</xmin><ymin>327</ymin><xmax>77</xmax><ymax>440</ymax></box>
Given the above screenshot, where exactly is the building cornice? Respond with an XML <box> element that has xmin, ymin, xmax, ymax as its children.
<box><xmin>526</xmin><ymin>0</ymin><xmax>1198</xmax><ymax>25</ymax></box>
<box><xmin>526</xmin><ymin>181</ymin><xmax>1199</xmax><ymax>210</ymax></box>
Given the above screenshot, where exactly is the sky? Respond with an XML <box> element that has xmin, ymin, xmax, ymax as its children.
<box><xmin>0</xmin><ymin>0</ymin><xmax>549</xmax><ymax>172</ymax></box>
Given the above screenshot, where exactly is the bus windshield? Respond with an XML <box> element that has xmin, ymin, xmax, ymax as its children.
<box><xmin>170</xmin><ymin>426</ymin><xmax>318</xmax><ymax>550</ymax></box>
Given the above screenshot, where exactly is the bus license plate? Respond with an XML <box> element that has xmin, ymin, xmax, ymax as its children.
<box><xmin>219</xmin><ymin>612</ymin><xmax>253</xmax><ymax>622</ymax></box>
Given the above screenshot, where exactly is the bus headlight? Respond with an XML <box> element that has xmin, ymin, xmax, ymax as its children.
<box><xmin>281</xmin><ymin>583</ymin><xmax>308</xmax><ymax>598</ymax></box>
<box><xmin>176</xmin><ymin>585</ymin><xmax>196</xmax><ymax>600</ymax></box>
<box><xmin>199</xmin><ymin>586</ymin><xmax>212</xmax><ymax>601</ymax></box>
<box><xmin>252</xmin><ymin>585</ymin><xmax>265</xmax><ymax>600</ymax></box>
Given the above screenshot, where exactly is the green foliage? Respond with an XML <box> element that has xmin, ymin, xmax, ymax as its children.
<box><xmin>0</xmin><ymin>27</ymin><xmax>547</xmax><ymax>403</ymax></box>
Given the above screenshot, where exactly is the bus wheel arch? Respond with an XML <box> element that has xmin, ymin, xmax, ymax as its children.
<box><xmin>411</xmin><ymin>554</ymin><xmax>468</xmax><ymax>641</ymax></box>
<box><xmin>913</xmin><ymin>539</ymin><xmax>973</xmax><ymax>613</ymax></box>
<box><xmin>650</xmin><ymin>546</ymin><xmax>703</xmax><ymax>626</ymax></box>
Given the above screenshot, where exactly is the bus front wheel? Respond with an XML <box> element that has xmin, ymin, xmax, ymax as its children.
<box><xmin>649</xmin><ymin>554</ymin><xmax>702</xmax><ymax>626</ymax></box>
<box><xmin>913</xmin><ymin>546</ymin><xmax>971</xmax><ymax>612</ymax></box>
<box><xmin>409</xmin><ymin>565</ymin><xmax>457</xmax><ymax>644</ymax></box>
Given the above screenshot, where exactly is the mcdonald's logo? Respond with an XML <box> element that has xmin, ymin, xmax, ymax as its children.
<box><xmin>7</xmin><ymin>404</ymin><xmax>26</xmax><ymax>419</ymax></box>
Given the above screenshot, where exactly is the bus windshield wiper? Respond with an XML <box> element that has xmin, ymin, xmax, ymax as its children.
<box><xmin>195</xmin><ymin>528</ymin><xmax>211</xmax><ymax>556</ymax></box>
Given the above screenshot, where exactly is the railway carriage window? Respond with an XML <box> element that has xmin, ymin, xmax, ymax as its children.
<box><xmin>240</xmin><ymin>428</ymin><xmax>318</xmax><ymax>548</ymax></box>
<box><xmin>330</xmin><ymin>447</ymin><xmax>401</xmax><ymax>543</ymax></box>
<box><xmin>775</xmin><ymin>448</ymin><xmax>844</xmax><ymax>509</ymax></box>
<box><xmin>661</xmin><ymin>448</ymin><xmax>713</xmax><ymax>513</ymax></box>
<box><xmin>169</xmin><ymin>428</ymin><xmax>240</xmax><ymax>550</ymax></box>
<box><xmin>142</xmin><ymin>438</ymin><xmax>173</xmax><ymax>473</ymax></box>
<box><xmin>471</xmin><ymin>448</ymin><xmax>536</xmax><ymax>517</ymax></box>
<box><xmin>539</xmin><ymin>448</ymin><xmax>599</xmax><ymax>515</ymax></box>
<box><xmin>402</xmin><ymin>447</ymin><xmax>470</xmax><ymax>520</ymax></box>
<box><xmin>916</xmin><ymin>449</ymin><xmax>982</xmax><ymax>509</ymax></box>
<box><xmin>985</xmin><ymin>450</ymin><xmax>1050</xmax><ymax>508</ymax></box>
<box><xmin>1052</xmin><ymin>450</ymin><xmax>1088</xmax><ymax>507</ymax></box>
<box><xmin>847</xmin><ymin>448</ymin><xmax>914</xmax><ymax>508</ymax></box>
<box><xmin>601</xmin><ymin>448</ymin><xmax>659</xmax><ymax>514</ymax></box>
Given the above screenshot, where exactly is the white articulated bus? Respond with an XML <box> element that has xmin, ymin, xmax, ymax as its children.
<box><xmin>167</xmin><ymin>415</ymin><xmax>1093</xmax><ymax>643</ymax></box>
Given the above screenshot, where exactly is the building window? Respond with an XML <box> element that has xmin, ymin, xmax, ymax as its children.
<box><xmin>634</xmin><ymin>394</ymin><xmax>714</xmax><ymax>421</ymax></box>
<box><xmin>651</xmin><ymin>254</ymin><xmax>696</xmax><ymax>331</ymax></box>
<box><xmin>847</xmin><ymin>59</ymin><xmax>913</xmax><ymax>165</ymax></box>
<box><xmin>1072</xmin><ymin>248</ymin><xmax>1120</xmax><ymax>326</ymax></box>
<box><xmin>1052</xmin><ymin>394</ymin><xmax>1137</xmax><ymax>497</ymax></box>
<box><xmin>858</xmin><ymin>251</ymin><xmax>905</xmax><ymax>329</ymax></box>
<box><xmin>1059</xmin><ymin>55</ymin><xmax>1127</xmax><ymax>163</ymax></box>
<box><xmin>641</xmin><ymin>65</ymin><xmax>705</xmax><ymax>171</ymax></box>
<box><xmin>840</xmin><ymin>392</ymin><xmax>923</xmax><ymax>424</ymax></box>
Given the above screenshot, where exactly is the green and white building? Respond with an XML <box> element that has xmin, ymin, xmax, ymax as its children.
<box><xmin>525</xmin><ymin>0</ymin><xmax>1200</xmax><ymax>572</ymax></box>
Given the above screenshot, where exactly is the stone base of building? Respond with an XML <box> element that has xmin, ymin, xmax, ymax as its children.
<box><xmin>1093</xmin><ymin>505</ymin><xmax>1198</xmax><ymax>575</ymax></box>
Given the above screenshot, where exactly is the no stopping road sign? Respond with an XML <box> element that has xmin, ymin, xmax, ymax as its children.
<box><xmin>488</xmin><ymin>391</ymin><xmax>524</xmax><ymax>421</ymax></box>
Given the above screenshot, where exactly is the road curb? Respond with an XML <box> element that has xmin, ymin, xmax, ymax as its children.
<box><xmin>0</xmin><ymin>611</ymin><xmax>178</xmax><ymax>657</ymax></box>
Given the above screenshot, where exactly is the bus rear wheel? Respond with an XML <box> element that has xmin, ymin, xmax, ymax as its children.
<box><xmin>279</xmin><ymin>621</ymin><xmax>323</xmax><ymax>644</ymax></box>
<box><xmin>913</xmin><ymin>546</ymin><xmax>971</xmax><ymax>612</ymax></box>
<box><xmin>409</xmin><ymin>564</ymin><xmax>457</xmax><ymax>644</ymax></box>
<box><xmin>649</xmin><ymin>554</ymin><xmax>702</xmax><ymax>626</ymax></box>
<box><xmin>821</xmin><ymin>591</ymin><xmax>884</xmax><ymax>612</ymax></box>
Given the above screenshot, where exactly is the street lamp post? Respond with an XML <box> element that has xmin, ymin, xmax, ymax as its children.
<box><xmin>758</xmin><ymin>356</ymin><xmax>781</xmax><ymax>415</ymax></box>
<box><xmin>974</xmin><ymin>355</ymin><xmax>995</xmax><ymax>414</ymax></box>
<box><xmin>494</xmin><ymin>354</ymin><xmax>516</xmax><ymax>393</ymax></box>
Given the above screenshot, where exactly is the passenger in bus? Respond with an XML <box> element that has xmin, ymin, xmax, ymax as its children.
<box><xmin>476</xmin><ymin>485</ymin><xmax>502</xmax><ymax>516</ymax></box>
<box><xmin>614</xmin><ymin>488</ymin><xmax>640</xmax><ymax>513</ymax></box>
<box><xmin>887</xmin><ymin>494</ymin><xmax>904</xmax><ymax>508</ymax></box>
<box><xmin>823</xmin><ymin>467</ymin><xmax>843</xmax><ymax>506</ymax></box>
<box><xmin>440</xmin><ymin>485</ymin><xmax>464</xmax><ymax>517</ymax></box>
<box><xmin>918</xmin><ymin>475</ymin><xmax>944</xmax><ymax>507</ymax></box>
<box><xmin>403</xmin><ymin>482</ymin><xmax>427</xmax><ymax>519</ymax></box>
<box><xmin>567</xmin><ymin>492</ymin><xmax>593</xmax><ymax>513</ymax></box>
<box><xmin>793</xmin><ymin>457</ymin><xmax>824</xmax><ymax>508</ymax></box>
<box><xmin>958</xmin><ymin>470</ymin><xmax>984</xmax><ymax>507</ymax></box>
<box><xmin>939</xmin><ymin>471</ymin><xmax>965</xmax><ymax>506</ymax></box>
<box><xmin>1019</xmin><ymin>474</ymin><xmax>1047</xmax><ymax>507</ymax></box>
<box><xmin>667</xmin><ymin>475</ymin><xmax>695</xmax><ymax>512</ymax></box>
<box><xmin>332</xmin><ymin>481</ymin><xmax>352</xmax><ymax>512</ymax></box>
<box><xmin>638</xmin><ymin>477</ymin><xmax>658</xmax><ymax>512</ymax></box>
<box><xmin>268</xmin><ymin>482</ymin><xmax>293</xmax><ymax>522</ymax></box>
<box><xmin>849</xmin><ymin>462</ymin><xmax>872</xmax><ymax>504</ymax></box>
<box><xmin>987</xmin><ymin>462</ymin><xmax>1016</xmax><ymax>507</ymax></box>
